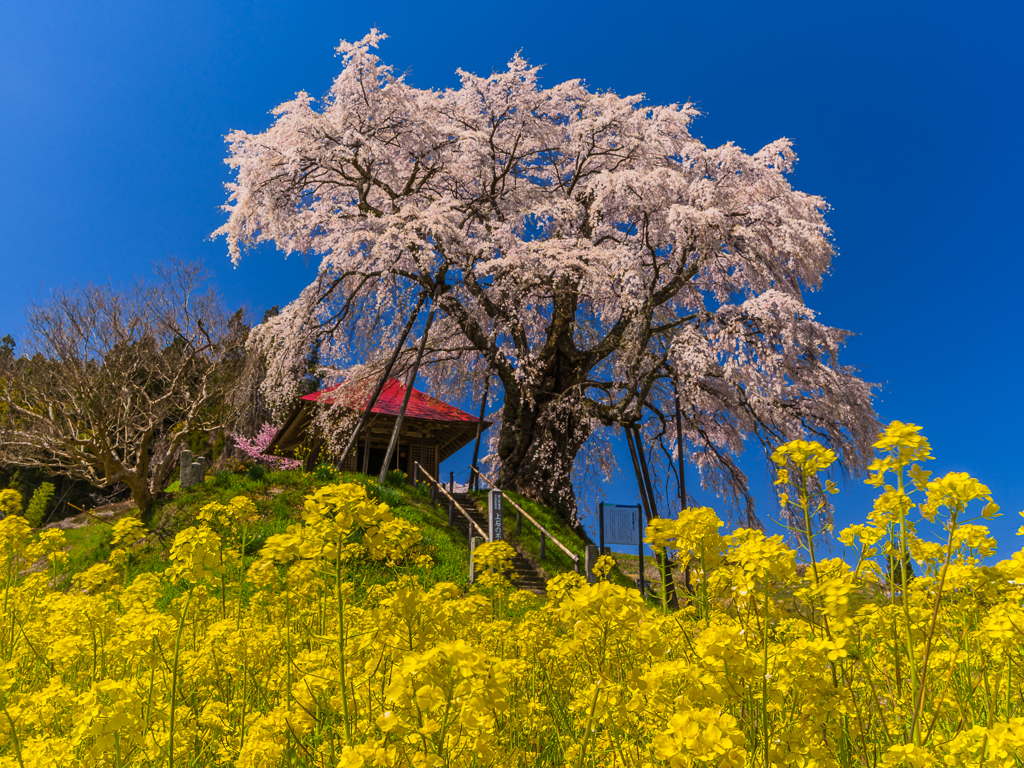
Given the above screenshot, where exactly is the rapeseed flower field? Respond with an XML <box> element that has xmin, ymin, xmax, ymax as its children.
<box><xmin>0</xmin><ymin>422</ymin><xmax>1022</xmax><ymax>767</ymax></box>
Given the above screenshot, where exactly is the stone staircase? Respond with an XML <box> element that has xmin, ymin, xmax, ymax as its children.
<box><xmin>447</xmin><ymin>491</ymin><xmax>548</xmax><ymax>595</ymax></box>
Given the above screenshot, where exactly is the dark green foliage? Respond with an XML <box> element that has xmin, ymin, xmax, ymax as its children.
<box><xmin>887</xmin><ymin>550</ymin><xmax>915</xmax><ymax>589</ymax></box>
<box><xmin>25</xmin><ymin>482</ymin><xmax>55</xmax><ymax>527</ymax></box>
<box><xmin>214</xmin><ymin>470</ymin><xmax>233</xmax><ymax>488</ymax></box>
<box><xmin>0</xmin><ymin>467</ymin><xmax>92</xmax><ymax>526</ymax></box>
<box><xmin>383</xmin><ymin>469</ymin><xmax>408</xmax><ymax>488</ymax></box>
<box><xmin>247</xmin><ymin>464</ymin><xmax>268</xmax><ymax>482</ymax></box>
<box><xmin>365</xmin><ymin>481</ymin><xmax>404</xmax><ymax>509</ymax></box>
<box><xmin>313</xmin><ymin>463</ymin><xmax>338</xmax><ymax>484</ymax></box>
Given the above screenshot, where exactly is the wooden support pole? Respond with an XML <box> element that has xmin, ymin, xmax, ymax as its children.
<box><xmin>584</xmin><ymin>545</ymin><xmax>599</xmax><ymax>584</ymax></box>
<box><xmin>418</xmin><ymin>433</ymin><xmax>427</xmax><ymax>485</ymax></box>
<box><xmin>638</xmin><ymin>502</ymin><xmax>646</xmax><ymax>595</ymax></box>
<box><xmin>380</xmin><ymin>301</ymin><xmax>437</xmax><ymax>482</ymax></box>
<box><xmin>633</xmin><ymin>425</ymin><xmax>679</xmax><ymax>609</ymax></box>
<box><xmin>626</xmin><ymin>426</ymin><xmax>678</xmax><ymax>609</ymax></box>
<box><xmin>361</xmin><ymin>429</ymin><xmax>371</xmax><ymax>475</ymax></box>
<box><xmin>469</xmin><ymin>377</ymin><xmax>489</xmax><ymax>491</ymax></box>
<box><xmin>469</xmin><ymin>537</ymin><xmax>483</xmax><ymax>584</ymax></box>
<box><xmin>335</xmin><ymin>292</ymin><xmax>427</xmax><ymax>470</ymax></box>
<box><xmin>303</xmin><ymin>436</ymin><xmax>324</xmax><ymax>472</ymax></box>
<box><xmin>674</xmin><ymin>383</ymin><xmax>692</xmax><ymax>597</ymax></box>
<box><xmin>625</xmin><ymin>427</ymin><xmax>651</xmax><ymax>521</ymax></box>
<box><xmin>674</xmin><ymin>388</ymin><xmax>687</xmax><ymax>508</ymax></box>
<box><xmin>634</xmin><ymin>426</ymin><xmax>660</xmax><ymax>521</ymax></box>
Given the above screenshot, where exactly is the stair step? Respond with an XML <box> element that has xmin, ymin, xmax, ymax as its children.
<box><xmin>437</xmin><ymin>487</ymin><xmax>555</xmax><ymax>595</ymax></box>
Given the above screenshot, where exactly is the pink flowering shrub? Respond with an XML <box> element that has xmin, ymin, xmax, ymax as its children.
<box><xmin>232</xmin><ymin>423</ymin><xmax>301</xmax><ymax>470</ymax></box>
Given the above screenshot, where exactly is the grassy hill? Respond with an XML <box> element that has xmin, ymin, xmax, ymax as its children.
<box><xmin>55</xmin><ymin>468</ymin><xmax>471</xmax><ymax>603</ymax></box>
<box><xmin>52</xmin><ymin>466</ymin><xmax>636</xmax><ymax>600</ymax></box>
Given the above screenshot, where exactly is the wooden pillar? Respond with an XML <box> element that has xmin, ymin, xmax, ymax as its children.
<box><xmin>585</xmin><ymin>545</ymin><xmax>599</xmax><ymax>584</ymax></box>
<box><xmin>419</xmin><ymin>432</ymin><xmax>427</xmax><ymax>487</ymax></box>
<box><xmin>304</xmin><ymin>436</ymin><xmax>323</xmax><ymax>472</ymax></box>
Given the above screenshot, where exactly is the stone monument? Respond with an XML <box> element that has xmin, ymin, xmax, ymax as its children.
<box><xmin>179</xmin><ymin>450</ymin><xmax>208</xmax><ymax>489</ymax></box>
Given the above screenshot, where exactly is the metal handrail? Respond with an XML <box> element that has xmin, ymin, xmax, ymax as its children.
<box><xmin>415</xmin><ymin>462</ymin><xmax>487</xmax><ymax>540</ymax></box>
<box><xmin>469</xmin><ymin>467</ymin><xmax>581</xmax><ymax>566</ymax></box>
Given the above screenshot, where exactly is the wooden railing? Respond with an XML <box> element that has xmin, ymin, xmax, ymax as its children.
<box><xmin>470</xmin><ymin>467</ymin><xmax>581</xmax><ymax>572</ymax></box>
<box><xmin>415</xmin><ymin>462</ymin><xmax>487</xmax><ymax>540</ymax></box>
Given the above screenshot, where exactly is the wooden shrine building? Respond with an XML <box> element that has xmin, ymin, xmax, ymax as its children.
<box><xmin>265</xmin><ymin>379</ymin><xmax>490</xmax><ymax>478</ymax></box>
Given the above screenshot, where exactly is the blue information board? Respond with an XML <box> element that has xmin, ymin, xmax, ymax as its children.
<box><xmin>598</xmin><ymin>502</ymin><xmax>646</xmax><ymax>594</ymax></box>
<box><xmin>600</xmin><ymin>503</ymin><xmax>641</xmax><ymax>546</ymax></box>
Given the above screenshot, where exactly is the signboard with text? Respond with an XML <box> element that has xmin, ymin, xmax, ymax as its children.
<box><xmin>489</xmin><ymin>490</ymin><xmax>504</xmax><ymax>542</ymax></box>
<box><xmin>598</xmin><ymin>502</ymin><xmax>646</xmax><ymax>594</ymax></box>
<box><xmin>601</xmin><ymin>503</ymin><xmax>641</xmax><ymax>546</ymax></box>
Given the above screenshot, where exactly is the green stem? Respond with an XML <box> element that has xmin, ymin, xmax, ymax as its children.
<box><xmin>895</xmin><ymin>469</ymin><xmax>920</xmax><ymax>746</ymax></box>
<box><xmin>658</xmin><ymin>553</ymin><xmax>669</xmax><ymax>614</ymax></box>
<box><xmin>911</xmin><ymin>506</ymin><xmax>959</xmax><ymax>742</ymax></box>
<box><xmin>699</xmin><ymin>542</ymin><xmax>710</xmax><ymax>621</ymax></box>
<box><xmin>239</xmin><ymin>641</ymin><xmax>249</xmax><ymax>755</ymax></box>
<box><xmin>762</xmin><ymin>581</ymin><xmax>771</xmax><ymax>768</ymax></box>
<box><xmin>168</xmin><ymin>585</ymin><xmax>195</xmax><ymax>768</ymax></box>
<box><xmin>237</xmin><ymin>523</ymin><xmax>248</xmax><ymax>628</ymax></box>
<box><xmin>1</xmin><ymin>696</ymin><xmax>25</xmax><ymax>768</ymax></box>
<box><xmin>336</xmin><ymin>549</ymin><xmax>352</xmax><ymax>745</ymax></box>
<box><xmin>799</xmin><ymin>473</ymin><xmax>820</xmax><ymax>585</ymax></box>
<box><xmin>285</xmin><ymin>592</ymin><xmax>292</xmax><ymax>710</ymax></box>
<box><xmin>576</xmin><ymin>681</ymin><xmax>603</xmax><ymax>768</ymax></box>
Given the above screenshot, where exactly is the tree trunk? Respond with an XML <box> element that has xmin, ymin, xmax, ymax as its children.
<box><xmin>123</xmin><ymin>473</ymin><xmax>155</xmax><ymax>516</ymax></box>
<box><xmin>495</xmin><ymin>368</ymin><xmax>590</xmax><ymax>521</ymax></box>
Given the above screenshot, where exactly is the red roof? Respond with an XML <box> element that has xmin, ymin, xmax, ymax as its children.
<box><xmin>301</xmin><ymin>379</ymin><xmax>484</xmax><ymax>424</ymax></box>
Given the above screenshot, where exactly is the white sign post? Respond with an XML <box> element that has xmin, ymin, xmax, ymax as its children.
<box><xmin>488</xmin><ymin>489</ymin><xmax>504</xmax><ymax>542</ymax></box>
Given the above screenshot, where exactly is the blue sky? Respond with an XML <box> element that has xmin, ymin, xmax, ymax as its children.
<box><xmin>2</xmin><ymin>1</ymin><xmax>1021</xmax><ymax>556</ymax></box>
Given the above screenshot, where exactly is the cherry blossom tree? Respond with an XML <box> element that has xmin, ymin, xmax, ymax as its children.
<box><xmin>232</xmin><ymin>423</ymin><xmax>301</xmax><ymax>470</ymax></box>
<box><xmin>217</xmin><ymin>30</ymin><xmax>877</xmax><ymax>522</ymax></box>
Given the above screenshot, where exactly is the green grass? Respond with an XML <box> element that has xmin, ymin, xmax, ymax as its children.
<box><xmin>56</xmin><ymin>467</ymin><xmax>645</xmax><ymax>604</ymax></box>
<box><xmin>60</xmin><ymin>466</ymin><xmax>473</xmax><ymax>604</ymax></box>
<box><xmin>62</xmin><ymin>523</ymin><xmax>115</xmax><ymax>576</ymax></box>
<box><xmin>613</xmin><ymin>552</ymin><xmax>678</xmax><ymax>596</ymax></box>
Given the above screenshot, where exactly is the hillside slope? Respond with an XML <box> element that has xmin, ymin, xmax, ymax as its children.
<box><xmin>51</xmin><ymin>466</ymin><xmax>638</xmax><ymax>598</ymax></box>
<box><xmin>52</xmin><ymin>468</ymin><xmax>473</xmax><ymax>599</ymax></box>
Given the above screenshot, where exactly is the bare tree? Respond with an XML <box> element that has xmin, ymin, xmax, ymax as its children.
<box><xmin>0</xmin><ymin>261</ymin><xmax>247</xmax><ymax>514</ymax></box>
